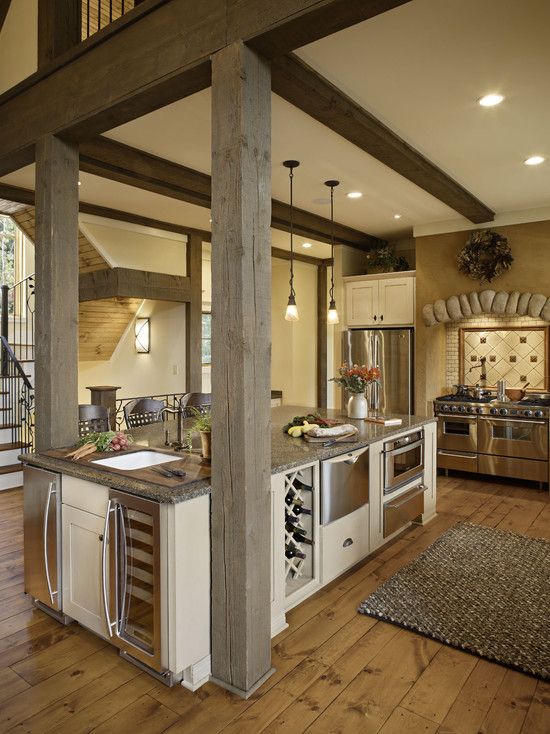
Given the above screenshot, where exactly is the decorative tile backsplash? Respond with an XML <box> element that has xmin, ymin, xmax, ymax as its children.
<box><xmin>445</xmin><ymin>314</ymin><xmax>549</xmax><ymax>390</ymax></box>
<box><xmin>460</xmin><ymin>327</ymin><xmax>547</xmax><ymax>388</ymax></box>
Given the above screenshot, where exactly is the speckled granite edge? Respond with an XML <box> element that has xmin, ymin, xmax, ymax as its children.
<box><xmin>19</xmin><ymin>453</ymin><xmax>212</xmax><ymax>504</ymax></box>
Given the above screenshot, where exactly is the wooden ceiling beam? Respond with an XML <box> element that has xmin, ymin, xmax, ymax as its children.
<box><xmin>271</xmin><ymin>53</ymin><xmax>494</xmax><ymax>224</ymax></box>
<box><xmin>79</xmin><ymin>267</ymin><xmax>191</xmax><ymax>302</ymax></box>
<box><xmin>0</xmin><ymin>0</ymin><xmax>411</xmax><ymax>175</ymax></box>
<box><xmin>80</xmin><ymin>136</ymin><xmax>383</xmax><ymax>249</ymax></box>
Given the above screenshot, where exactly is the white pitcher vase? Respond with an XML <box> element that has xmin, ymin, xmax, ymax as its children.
<box><xmin>347</xmin><ymin>392</ymin><xmax>368</xmax><ymax>419</ymax></box>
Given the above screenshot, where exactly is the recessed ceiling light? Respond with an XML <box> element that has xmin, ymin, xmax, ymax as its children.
<box><xmin>524</xmin><ymin>155</ymin><xmax>545</xmax><ymax>166</ymax></box>
<box><xmin>393</xmin><ymin>214</ymin><xmax>402</xmax><ymax>220</ymax></box>
<box><xmin>478</xmin><ymin>93</ymin><xmax>504</xmax><ymax>107</ymax></box>
<box><xmin>347</xmin><ymin>191</ymin><xmax>363</xmax><ymax>199</ymax></box>
<box><xmin>302</xmin><ymin>242</ymin><xmax>312</xmax><ymax>249</ymax></box>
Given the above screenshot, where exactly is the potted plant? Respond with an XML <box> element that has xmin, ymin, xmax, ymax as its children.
<box><xmin>191</xmin><ymin>408</ymin><xmax>212</xmax><ymax>460</ymax></box>
<box><xmin>330</xmin><ymin>363</ymin><xmax>381</xmax><ymax>419</ymax></box>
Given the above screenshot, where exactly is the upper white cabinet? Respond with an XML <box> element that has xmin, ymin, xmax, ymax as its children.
<box><xmin>345</xmin><ymin>272</ymin><xmax>415</xmax><ymax>327</ymax></box>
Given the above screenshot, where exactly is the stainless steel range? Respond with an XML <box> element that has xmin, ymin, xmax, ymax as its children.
<box><xmin>434</xmin><ymin>391</ymin><xmax>549</xmax><ymax>484</ymax></box>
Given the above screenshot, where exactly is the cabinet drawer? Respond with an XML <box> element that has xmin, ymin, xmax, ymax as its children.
<box><xmin>321</xmin><ymin>504</ymin><xmax>369</xmax><ymax>584</ymax></box>
<box><xmin>62</xmin><ymin>475</ymin><xmax>109</xmax><ymax>517</ymax></box>
<box><xmin>437</xmin><ymin>450</ymin><xmax>478</xmax><ymax>473</ymax></box>
<box><xmin>383</xmin><ymin>484</ymin><xmax>424</xmax><ymax>538</ymax></box>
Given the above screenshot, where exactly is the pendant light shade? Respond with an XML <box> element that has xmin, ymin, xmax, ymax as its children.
<box><xmin>325</xmin><ymin>179</ymin><xmax>340</xmax><ymax>325</ymax></box>
<box><xmin>284</xmin><ymin>160</ymin><xmax>300</xmax><ymax>321</ymax></box>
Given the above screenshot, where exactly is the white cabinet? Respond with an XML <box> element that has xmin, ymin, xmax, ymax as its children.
<box><xmin>61</xmin><ymin>504</ymin><xmax>108</xmax><ymax>638</ymax></box>
<box><xmin>345</xmin><ymin>273</ymin><xmax>415</xmax><ymax>327</ymax></box>
<box><xmin>320</xmin><ymin>504</ymin><xmax>369</xmax><ymax>584</ymax></box>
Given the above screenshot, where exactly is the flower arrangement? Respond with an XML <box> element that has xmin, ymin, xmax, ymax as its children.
<box><xmin>365</xmin><ymin>245</ymin><xmax>409</xmax><ymax>274</ymax></box>
<box><xmin>330</xmin><ymin>363</ymin><xmax>381</xmax><ymax>394</ymax></box>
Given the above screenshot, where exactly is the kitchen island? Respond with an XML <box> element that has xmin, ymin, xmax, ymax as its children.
<box><xmin>20</xmin><ymin>407</ymin><xmax>437</xmax><ymax>691</ymax></box>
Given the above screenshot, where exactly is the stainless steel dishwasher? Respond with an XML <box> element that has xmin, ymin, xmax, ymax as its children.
<box><xmin>320</xmin><ymin>446</ymin><xmax>369</xmax><ymax>525</ymax></box>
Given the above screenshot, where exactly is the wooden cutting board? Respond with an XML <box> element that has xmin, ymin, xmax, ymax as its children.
<box><xmin>303</xmin><ymin>430</ymin><xmax>358</xmax><ymax>443</ymax></box>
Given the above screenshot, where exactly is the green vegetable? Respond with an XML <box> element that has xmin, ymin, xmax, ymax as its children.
<box><xmin>76</xmin><ymin>431</ymin><xmax>133</xmax><ymax>452</ymax></box>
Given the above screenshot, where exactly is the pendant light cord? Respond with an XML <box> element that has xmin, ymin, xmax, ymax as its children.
<box><xmin>329</xmin><ymin>184</ymin><xmax>335</xmax><ymax>303</ymax></box>
<box><xmin>289</xmin><ymin>165</ymin><xmax>295</xmax><ymax>299</ymax></box>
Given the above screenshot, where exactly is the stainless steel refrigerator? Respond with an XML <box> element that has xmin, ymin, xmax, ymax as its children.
<box><xmin>23</xmin><ymin>465</ymin><xmax>64</xmax><ymax>619</ymax></box>
<box><xmin>343</xmin><ymin>328</ymin><xmax>414</xmax><ymax>415</ymax></box>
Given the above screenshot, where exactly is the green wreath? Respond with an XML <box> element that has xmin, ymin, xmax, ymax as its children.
<box><xmin>457</xmin><ymin>229</ymin><xmax>513</xmax><ymax>284</ymax></box>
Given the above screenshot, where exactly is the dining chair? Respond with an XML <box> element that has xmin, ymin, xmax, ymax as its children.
<box><xmin>78</xmin><ymin>404</ymin><xmax>110</xmax><ymax>436</ymax></box>
<box><xmin>180</xmin><ymin>392</ymin><xmax>211</xmax><ymax>418</ymax></box>
<box><xmin>123</xmin><ymin>398</ymin><xmax>165</xmax><ymax>428</ymax></box>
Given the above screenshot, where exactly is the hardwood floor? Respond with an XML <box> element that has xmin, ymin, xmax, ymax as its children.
<box><xmin>0</xmin><ymin>476</ymin><xmax>548</xmax><ymax>733</ymax></box>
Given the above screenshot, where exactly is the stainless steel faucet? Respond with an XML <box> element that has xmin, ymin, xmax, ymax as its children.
<box><xmin>160</xmin><ymin>406</ymin><xmax>184</xmax><ymax>449</ymax></box>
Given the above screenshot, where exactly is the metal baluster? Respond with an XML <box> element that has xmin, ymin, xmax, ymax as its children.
<box><xmin>86</xmin><ymin>0</ymin><xmax>90</xmax><ymax>37</ymax></box>
<box><xmin>109</xmin><ymin>0</ymin><xmax>112</xmax><ymax>23</ymax></box>
<box><xmin>98</xmin><ymin>0</ymin><xmax>101</xmax><ymax>31</ymax></box>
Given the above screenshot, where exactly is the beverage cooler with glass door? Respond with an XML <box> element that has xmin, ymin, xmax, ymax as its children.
<box><xmin>102</xmin><ymin>490</ymin><xmax>167</xmax><ymax>677</ymax></box>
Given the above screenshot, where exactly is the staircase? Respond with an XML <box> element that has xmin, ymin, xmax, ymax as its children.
<box><xmin>0</xmin><ymin>277</ymin><xmax>35</xmax><ymax>491</ymax></box>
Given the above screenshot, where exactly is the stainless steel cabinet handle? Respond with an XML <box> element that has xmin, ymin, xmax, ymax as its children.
<box><xmin>380</xmin><ymin>315</ymin><xmax>384</xmax><ymax>322</ymax></box>
<box><xmin>486</xmin><ymin>417</ymin><xmax>546</xmax><ymax>425</ymax></box>
<box><xmin>101</xmin><ymin>499</ymin><xmax>116</xmax><ymax>638</ymax></box>
<box><xmin>343</xmin><ymin>537</ymin><xmax>354</xmax><ymax>547</ymax></box>
<box><xmin>344</xmin><ymin>456</ymin><xmax>359</xmax><ymax>464</ymax></box>
<box><xmin>373</xmin><ymin>314</ymin><xmax>377</xmax><ymax>321</ymax></box>
<box><xmin>117</xmin><ymin>503</ymin><xmax>128</xmax><ymax>637</ymax></box>
<box><xmin>386</xmin><ymin>484</ymin><xmax>427</xmax><ymax>509</ymax></box>
<box><xmin>42</xmin><ymin>481</ymin><xmax>57</xmax><ymax>605</ymax></box>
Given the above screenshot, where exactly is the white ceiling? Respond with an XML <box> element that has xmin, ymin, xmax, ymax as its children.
<box><xmin>297</xmin><ymin>0</ymin><xmax>550</xmax><ymax>214</ymax></box>
<box><xmin>1</xmin><ymin>0</ymin><xmax>549</xmax><ymax>243</ymax></box>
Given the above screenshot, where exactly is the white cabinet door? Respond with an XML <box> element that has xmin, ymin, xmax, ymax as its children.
<box><xmin>378</xmin><ymin>277</ymin><xmax>415</xmax><ymax>326</ymax></box>
<box><xmin>62</xmin><ymin>504</ymin><xmax>108</xmax><ymax>638</ymax></box>
<box><xmin>346</xmin><ymin>280</ymin><xmax>379</xmax><ymax>326</ymax></box>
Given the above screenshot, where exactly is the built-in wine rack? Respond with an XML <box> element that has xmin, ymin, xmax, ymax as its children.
<box><xmin>284</xmin><ymin>466</ymin><xmax>315</xmax><ymax>597</ymax></box>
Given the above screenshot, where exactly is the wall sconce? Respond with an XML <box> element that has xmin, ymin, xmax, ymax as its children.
<box><xmin>135</xmin><ymin>317</ymin><xmax>150</xmax><ymax>353</ymax></box>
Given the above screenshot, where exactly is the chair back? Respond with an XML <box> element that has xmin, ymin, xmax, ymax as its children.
<box><xmin>180</xmin><ymin>392</ymin><xmax>211</xmax><ymax>418</ymax></box>
<box><xmin>124</xmin><ymin>398</ymin><xmax>165</xmax><ymax>428</ymax></box>
<box><xmin>79</xmin><ymin>404</ymin><xmax>110</xmax><ymax>437</ymax></box>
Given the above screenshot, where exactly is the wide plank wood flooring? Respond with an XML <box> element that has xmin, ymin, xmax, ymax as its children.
<box><xmin>0</xmin><ymin>476</ymin><xmax>548</xmax><ymax>733</ymax></box>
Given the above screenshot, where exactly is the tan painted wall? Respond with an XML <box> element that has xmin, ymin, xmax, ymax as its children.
<box><xmin>0</xmin><ymin>0</ymin><xmax>37</xmax><ymax>94</ymax></box>
<box><xmin>416</xmin><ymin>219</ymin><xmax>550</xmax><ymax>415</ymax></box>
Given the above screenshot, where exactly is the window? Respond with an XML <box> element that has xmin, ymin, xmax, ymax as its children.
<box><xmin>202</xmin><ymin>312</ymin><xmax>212</xmax><ymax>366</ymax></box>
<box><xmin>0</xmin><ymin>215</ymin><xmax>17</xmax><ymax>290</ymax></box>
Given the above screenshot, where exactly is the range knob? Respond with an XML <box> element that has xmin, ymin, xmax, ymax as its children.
<box><xmin>442</xmin><ymin>404</ymin><xmax>449</xmax><ymax>412</ymax></box>
<box><xmin>524</xmin><ymin>410</ymin><xmax>534</xmax><ymax>418</ymax></box>
<box><xmin>458</xmin><ymin>405</ymin><xmax>466</xmax><ymax>413</ymax></box>
<box><xmin>451</xmin><ymin>405</ymin><xmax>458</xmax><ymax>412</ymax></box>
<box><xmin>534</xmin><ymin>410</ymin><xmax>544</xmax><ymax>418</ymax></box>
<box><xmin>477</xmin><ymin>407</ymin><xmax>484</xmax><ymax>414</ymax></box>
<box><xmin>467</xmin><ymin>406</ymin><xmax>475</xmax><ymax>414</ymax></box>
<box><xmin>499</xmin><ymin>408</ymin><xmax>508</xmax><ymax>416</ymax></box>
<box><xmin>490</xmin><ymin>407</ymin><xmax>498</xmax><ymax>415</ymax></box>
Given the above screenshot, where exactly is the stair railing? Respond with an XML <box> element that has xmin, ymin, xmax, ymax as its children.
<box><xmin>0</xmin><ymin>336</ymin><xmax>34</xmax><ymax>454</ymax></box>
<box><xmin>1</xmin><ymin>274</ymin><xmax>35</xmax><ymax>363</ymax></box>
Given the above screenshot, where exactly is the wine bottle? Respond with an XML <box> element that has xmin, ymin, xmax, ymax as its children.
<box><xmin>285</xmin><ymin>492</ymin><xmax>304</xmax><ymax>507</ymax></box>
<box><xmin>285</xmin><ymin>544</ymin><xmax>306</xmax><ymax>560</ymax></box>
<box><xmin>292</xmin><ymin>530</ymin><xmax>313</xmax><ymax>545</ymax></box>
<box><xmin>292</xmin><ymin>505</ymin><xmax>312</xmax><ymax>516</ymax></box>
<box><xmin>285</xmin><ymin>511</ymin><xmax>300</xmax><ymax>526</ymax></box>
<box><xmin>293</xmin><ymin>478</ymin><xmax>313</xmax><ymax>491</ymax></box>
<box><xmin>285</xmin><ymin>521</ymin><xmax>304</xmax><ymax>535</ymax></box>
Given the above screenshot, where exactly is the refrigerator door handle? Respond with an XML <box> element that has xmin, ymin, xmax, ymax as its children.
<box><xmin>42</xmin><ymin>482</ymin><xmax>57</xmax><ymax>605</ymax></box>
<box><xmin>101</xmin><ymin>500</ymin><xmax>116</xmax><ymax>638</ymax></box>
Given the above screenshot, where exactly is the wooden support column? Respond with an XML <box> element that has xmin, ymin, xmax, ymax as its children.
<box><xmin>35</xmin><ymin>135</ymin><xmax>80</xmax><ymax>451</ymax></box>
<box><xmin>210</xmin><ymin>41</ymin><xmax>273</xmax><ymax>698</ymax></box>
<box><xmin>37</xmin><ymin>0</ymin><xmax>81</xmax><ymax>67</ymax></box>
<box><xmin>185</xmin><ymin>234</ymin><xmax>203</xmax><ymax>392</ymax></box>
<box><xmin>317</xmin><ymin>263</ymin><xmax>328</xmax><ymax>409</ymax></box>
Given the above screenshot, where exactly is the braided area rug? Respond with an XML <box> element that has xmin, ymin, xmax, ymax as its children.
<box><xmin>358</xmin><ymin>521</ymin><xmax>550</xmax><ymax>679</ymax></box>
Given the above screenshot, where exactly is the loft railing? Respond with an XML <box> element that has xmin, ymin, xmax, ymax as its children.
<box><xmin>0</xmin><ymin>336</ymin><xmax>34</xmax><ymax>454</ymax></box>
<box><xmin>82</xmin><ymin>0</ymin><xmax>136</xmax><ymax>39</ymax></box>
<box><xmin>1</xmin><ymin>275</ymin><xmax>35</xmax><ymax>363</ymax></box>
<box><xmin>114</xmin><ymin>392</ymin><xmax>186</xmax><ymax>430</ymax></box>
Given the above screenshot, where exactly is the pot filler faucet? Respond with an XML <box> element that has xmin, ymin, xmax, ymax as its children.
<box><xmin>468</xmin><ymin>356</ymin><xmax>487</xmax><ymax>382</ymax></box>
<box><xmin>160</xmin><ymin>406</ymin><xmax>184</xmax><ymax>450</ymax></box>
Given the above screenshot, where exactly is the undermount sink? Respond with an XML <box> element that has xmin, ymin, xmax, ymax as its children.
<box><xmin>93</xmin><ymin>451</ymin><xmax>176</xmax><ymax>471</ymax></box>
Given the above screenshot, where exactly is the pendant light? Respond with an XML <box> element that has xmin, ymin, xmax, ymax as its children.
<box><xmin>283</xmin><ymin>160</ymin><xmax>300</xmax><ymax>322</ymax></box>
<box><xmin>325</xmin><ymin>179</ymin><xmax>340</xmax><ymax>325</ymax></box>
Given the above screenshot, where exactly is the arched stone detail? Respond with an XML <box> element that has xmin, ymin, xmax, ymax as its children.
<box><xmin>422</xmin><ymin>290</ymin><xmax>550</xmax><ymax>326</ymax></box>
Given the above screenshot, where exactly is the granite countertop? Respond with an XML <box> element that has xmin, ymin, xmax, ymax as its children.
<box><xmin>20</xmin><ymin>407</ymin><xmax>435</xmax><ymax>503</ymax></box>
<box><xmin>270</xmin><ymin>406</ymin><xmax>435</xmax><ymax>473</ymax></box>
